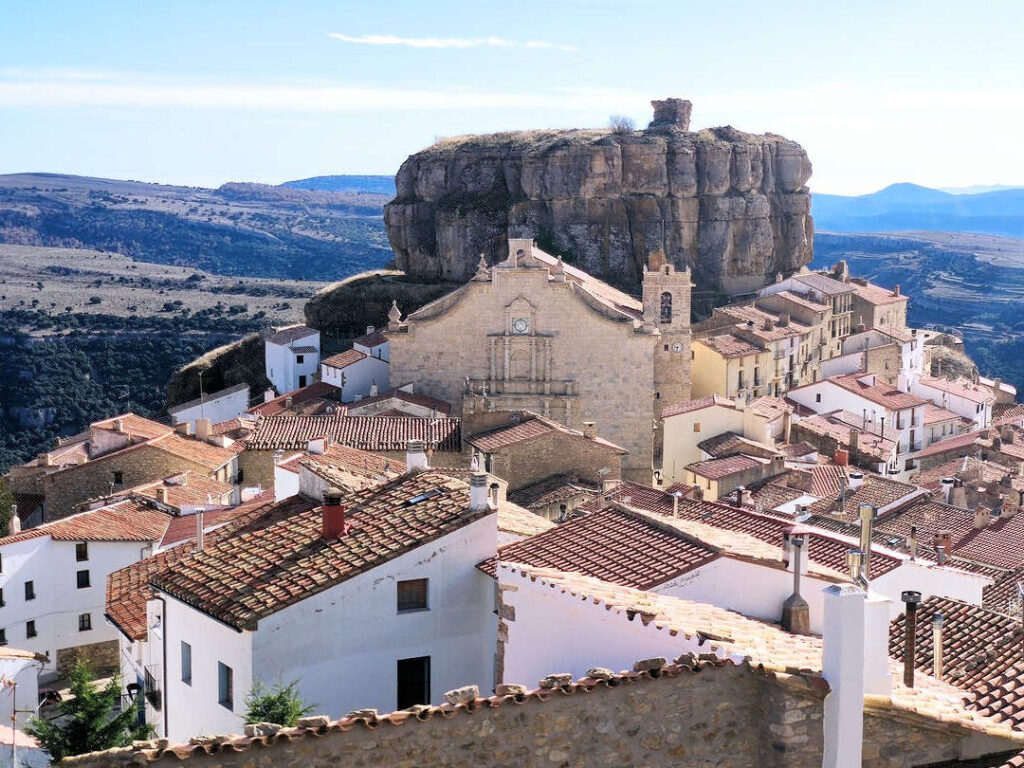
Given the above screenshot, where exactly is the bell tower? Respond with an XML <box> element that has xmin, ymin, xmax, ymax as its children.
<box><xmin>643</xmin><ymin>254</ymin><xmax>692</xmax><ymax>464</ymax></box>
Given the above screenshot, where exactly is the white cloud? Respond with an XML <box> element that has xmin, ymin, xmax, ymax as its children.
<box><xmin>328</xmin><ymin>32</ymin><xmax>576</xmax><ymax>51</ymax></box>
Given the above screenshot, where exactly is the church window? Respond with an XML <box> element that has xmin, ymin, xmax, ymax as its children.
<box><xmin>660</xmin><ymin>292</ymin><xmax>673</xmax><ymax>324</ymax></box>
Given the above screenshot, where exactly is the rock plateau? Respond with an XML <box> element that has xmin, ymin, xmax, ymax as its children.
<box><xmin>385</xmin><ymin>99</ymin><xmax>814</xmax><ymax>299</ymax></box>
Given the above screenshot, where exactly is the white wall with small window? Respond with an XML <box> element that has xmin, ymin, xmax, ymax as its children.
<box><xmin>265</xmin><ymin>330</ymin><xmax>321</xmax><ymax>396</ymax></box>
<box><xmin>156</xmin><ymin>513</ymin><xmax>497</xmax><ymax>740</ymax></box>
<box><xmin>0</xmin><ymin>534</ymin><xmax>156</xmax><ymax>681</ymax></box>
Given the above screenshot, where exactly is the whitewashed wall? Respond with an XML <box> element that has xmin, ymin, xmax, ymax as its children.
<box><xmin>320</xmin><ymin>356</ymin><xmax>389</xmax><ymax>403</ymax></box>
<box><xmin>169</xmin><ymin>386</ymin><xmax>250</xmax><ymax>429</ymax></box>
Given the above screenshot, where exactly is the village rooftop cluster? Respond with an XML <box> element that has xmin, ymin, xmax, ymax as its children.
<box><xmin>2</xmin><ymin>240</ymin><xmax>1024</xmax><ymax>767</ymax></box>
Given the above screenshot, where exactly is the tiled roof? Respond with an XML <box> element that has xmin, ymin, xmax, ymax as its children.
<box><xmin>150</xmin><ymin>471</ymin><xmax>493</xmax><ymax>629</ymax></box>
<box><xmin>106</xmin><ymin>495</ymin><xmax>311</xmax><ymax>640</ymax></box>
<box><xmin>167</xmin><ymin>383</ymin><xmax>250</xmax><ymax>416</ymax></box>
<box><xmin>150</xmin><ymin>433</ymin><xmax>236</xmax><ymax>470</ymax></box>
<box><xmin>321</xmin><ymin>349</ymin><xmax>367</xmax><ymax>369</ymax></box>
<box><xmin>496</xmin><ymin>502</ymin><xmax>555</xmax><ymax>538</ymax></box>
<box><xmin>480</xmin><ymin>506</ymin><xmax>720</xmax><ymax>587</ymax></box>
<box><xmin>91</xmin><ymin>413</ymin><xmax>173</xmax><ymax>441</ymax></box>
<box><xmin>951</xmin><ymin>512</ymin><xmax>1024</xmax><ymax>570</ymax></box>
<box><xmin>662</xmin><ymin>394</ymin><xmax>739</xmax><ymax>418</ymax></box>
<box><xmin>924</xmin><ymin>403</ymin><xmax>965</xmax><ymax>425</ymax></box>
<box><xmin>266</xmin><ymin>325</ymin><xmax>317</xmax><ymax>345</ymax></box>
<box><xmin>852</xmin><ymin>281</ymin><xmax>907</xmax><ymax>306</ymax></box>
<box><xmin>918</xmin><ymin>376</ymin><xmax>996</xmax><ymax>406</ymax></box>
<box><xmin>774</xmin><ymin>290</ymin><xmax>830</xmax><ymax>311</ymax></box>
<box><xmin>780</xmin><ymin>441</ymin><xmax>818</xmax><ymax>459</ymax></box>
<box><xmin>211</xmin><ymin>416</ymin><xmax>255</xmax><ymax>438</ymax></box>
<box><xmin>698</xmin><ymin>334</ymin><xmax>763</xmax><ymax>358</ymax></box>
<box><xmin>983</xmin><ymin>570</ymin><xmax>1024</xmax><ymax>617</ymax></box>
<box><xmin>890</xmin><ymin>596</ymin><xmax>1024</xmax><ymax>730</ymax></box>
<box><xmin>0</xmin><ymin>499</ymin><xmax>172</xmax><ymax>546</ymax></box>
<box><xmin>915</xmin><ymin>430</ymin><xmax>984</xmax><ymax>459</ymax></box>
<box><xmin>467</xmin><ymin>413</ymin><xmax>626</xmax><ymax>454</ymax></box>
<box><xmin>830</xmin><ymin>373</ymin><xmax>929</xmax><ymax>411</ymax></box>
<box><xmin>873</xmin><ymin>500</ymin><xmax>975</xmax><ymax>543</ymax></box>
<box><xmin>792</xmin><ymin>272</ymin><xmax>856</xmax><ymax>295</ymax></box>
<box><xmin>346</xmin><ymin>388</ymin><xmax>452</xmax><ymax>415</ymax></box>
<box><xmin>249</xmin><ymin>381</ymin><xmax>343</xmax><ymax>417</ymax></box>
<box><xmin>697</xmin><ymin>432</ymin><xmax>779</xmax><ymax>459</ymax></box>
<box><xmin>576</xmin><ymin>481</ymin><xmax>681</xmax><ymax>517</ymax></box>
<box><xmin>745</xmin><ymin>483</ymin><xmax>806</xmax><ymax>511</ymax></box>
<box><xmin>995</xmin><ymin>404</ymin><xmax>1024</xmax><ymax>427</ymax></box>
<box><xmin>806</xmin><ymin>474</ymin><xmax>925</xmax><ymax>518</ymax></box>
<box><xmin>353</xmin><ymin>329</ymin><xmax>388</xmax><ymax>348</ymax></box>
<box><xmin>82</xmin><ymin>473</ymin><xmax>235</xmax><ymax>511</ymax></box>
<box><xmin>686</xmin><ymin>454</ymin><xmax>768</xmax><ymax>481</ymax></box>
<box><xmin>243</xmin><ymin>414</ymin><xmax>462</xmax><ymax>452</ymax></box>
<box><xmin>507</xmin><ymin>475</ymin><xmax>599</xmax><ymax>510</ymax></box>
<box><xmin>301</xmin><ymin>443</ymin><xmax>405</xmax><ymax>489</ymax></box>
<box><xmin>524</xmin><ymin>246</ymin><xmax>644</xmax><ymax>320</ymax></box>
<box><xmin>159</xmin><ymin>506</ymin><xmax>255</xmax><ymax>549</ymax></box>
<box><xmin>749</xmin><ymin>395</ymin><xmax>812</xmax><ymax>421</ymax></box>
<box><xmin>796</xmin><ymin>412</ymin><xmax>898</xmax><ymax>459</ymax></box>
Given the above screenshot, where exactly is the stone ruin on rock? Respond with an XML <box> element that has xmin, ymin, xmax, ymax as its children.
<box><xmin>384</xmin><ymin>98</ymin><xmax>814</xmax><ymax>306</ymax></box>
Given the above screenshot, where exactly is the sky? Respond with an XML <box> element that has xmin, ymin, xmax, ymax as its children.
<box><xmin>1</xmin><ymin>0</ymin><xmax>1022</xmax><ymax>195</ymax></box>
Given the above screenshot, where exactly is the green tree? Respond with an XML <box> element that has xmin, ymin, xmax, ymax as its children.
<box><xmin>25</xmin><ymin>659</ymin><xmax>150</xmax><ymax>761</ymax></box>
<box><xmin>244</xmin><ymin>678</ymin><xmax>315</xmax><ymax>726</ymax></box>
<box><xmin>0</xmin><ymin>478</ymin><xmax>13</xmax><ymax>536</ymax></box>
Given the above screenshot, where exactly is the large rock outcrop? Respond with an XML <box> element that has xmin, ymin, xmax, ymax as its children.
<box><xmin>385</xmin><ymin>99</ymin><xmax>813</xmax><ymax>298</ymax></box>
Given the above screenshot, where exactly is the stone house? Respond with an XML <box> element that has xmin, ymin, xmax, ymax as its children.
<box><xmin>759</xmin><ymin>268</ymin><xmax>856</xmax><ymax>359</ymax></box>
<box><xmin>5</xmin><ymin>414</ymin><xmax>238</xmax><ymax>524</ymax></box>
<box><xmin>684</xmin><ymin>454</ymin><xmax>783</xmax><ymax>501</ymax></box>
<box><xmin>849</xmin><ymin>279</ymin><xmax>909</xmax><ymax>332</ymax></box>
<box><xmin>386</xmin><ymin>238</ymin><xmax>692</xmax><ymax>481</ymax></box>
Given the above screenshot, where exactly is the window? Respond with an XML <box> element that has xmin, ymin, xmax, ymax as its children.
<box><xmin>76</xmin><ymin>542</ymin><xmax>89</xmax><ymax>562</ymax></box>
<box><xmin>659</xmin><ymin>292</ymin><xmax>673</xmax><ymax>324</ymax></box>
<box><xmin>181</xmin><ymin>642</ymin><xmax>192</xmax><ymax>685</ymax></box>
<box><xmin>397</xmin><ymin>579</ymin><xmax>428</xmax><ymax>612</ymax></box>
<box><xmin>112</xmin><ymin>471</ymin><xmax>123</xmax><ymax>485</ymax></box>
<box><xmin>693</xmin><ymin>422</ymin><xmax>701</xmax><ymax>433</ymax></box>
<box><xmin>76</xmin><ymin>570</ymin><xmax>90</xmax><ymax>589</ymax></box>
<box><xmin>0</xmin><ymin>587</ymin><xmax>4</xmax><ymax>607</ymax></box>
<box><xmin>24</xmin><ymin>581</ymin><xmax>35</xmax><ymax>601</ymax></box>
<box><xmin>296</xmin><ymin>354</ymin><xmax>305</xmax><ymax>364</ymax></box>
<box><xmin>79</xmin><ymin>613</ymin><xmax>92</xmax><ymax>631</ymax></box>
<box><xmin>218</xmin><ymin>662</ymin><xmax>233</xmax><ymax>709</ymax></box>
<box><xmin>815</xmin><ymin>393</ymin><xmax>822</xmax><ymax>403</ymax></box>
<box><xmin>0</xmin><ymin>629</ymin><xmax>6</xmax><ymax>645</ymax></box>
<box><xmin>26</xmin><ymin>621</ymin><xmax>36</xmax><ymax>639</ymax></box>
<box><xmin>145</xmin><ymin>667</ymin><xmax>162</xmax><ymax>710</ymax></box>
<box><xmin>298</xmin><ymin>375</ymin><xmax>308</xmax><ymax>388</ymax></box>
<box><xmin>663</xmin><ymin>344</ymin><xmax>669</xmax><ymax>352</ymax></box>
<box><xmin>397</xmin><ymin>656</ymin><xmax>430</xmax><ymax>710</ymax></box>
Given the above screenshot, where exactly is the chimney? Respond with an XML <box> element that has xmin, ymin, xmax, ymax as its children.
<box><xmin>469</xmin><ymin>473</ymin><xmax>490</xmax><ymax>512</ymax></box>
<box><xmin>933</xmin><ymin>530</ymin><xmax>953</xmax><ymax>555</ymax></box>
<box><xmin>369</xmin><ymin>383</ymin><xmax>379</xmax><ymax>397</ymax></box>
<box><xmin>156</xmin><ymin>487</ymin><xmax>170</xmax><ymax>505</ymax></box>
<box><xmin>195</xmin><ymin>418</ymin><xmax>212</xmax><ymax>443</ymax></box>
<box><xmin>949</xmin><ymin>480</ymin><xmax>968</xmax><ymax>509</ymax></box>
<box><xmin>780</xmin><ymin>534</ymin><xmax>810</xmax><ymax>634</ymax></box>
<box><xmin>285</xmin><ymin>395</ymin><xmax>293</xmax><ymax>410</ymax></box>
<box><xmin>672</xmin><ymin>491</ymin><xmax>682</xmax><ymax>517</ymax></box>
<box><xmin>778</xmin><ymin>313</ymin><xmax>790</xmax><ymax>327</ymax></box>
<box><xmin>175</xmin><ymin>422</ymin><xmax>190</xmax><ymax>435</ymax></box>
<box><xmin>974</xmin><ymin>505</ymin><xmax>991</xmax><ymax>529</ymax></box>
<box><xmin>558</xmin><ymin>503</ymin><xmax>568</xmax><ymax>522</ymax></box>
<box><xmin>37</xmin><ymin>452</ymin><xmax>52</xmax><ymax>467</ymax></box>
<box><xmin>848</xmin><ymin>471</ymin><xmax>865</xmax><ymax>492</ymax></box>
<box><xmin>932</xmin><ymin>612</ymin><xmax>944</xmax><ymax>678</ymax></box>
<box><xmin>902</xmin><ymin>591</ymin><xmax>922</xmax><ymax>688</ymax></box>
<box><xmin>892</xmin><ymin>284</ymin><xmax>901</xmax><ymax>297</ymax></box>
<box><xmin>264</xmin><ymin>388</ymin><xmax>275</xmax><ymax>403</ymax></box>
<box><xmin>848</xmin><ymin>427</ymin><xmax>860</xmax><ymax>450</ymax></box>
<box><xmin>908</xmin><ymin>524</ymin><xmax>918</xmax><ymax>561</ymax></box>
<box><xmin>307</xmin><ymin>436</ymin><xmax>327</xmax><ymax>455</ymax></box>
<box><xmin>940</xmin><ymin>477</ymin><xmax>955</xmax><ymax>503</ymax></box>
<box><xmin>858</xmin><ymin>504</ymin><xmax>875</xmax><ymax>580</ymax></box>
<box><xmin>936</xmin><ymin>544</ymin><xmax>947</xmax><ymax>566</ymax></box>
<box><xmin>9</xmin><ymin>505</ymin><xmax>20</xmax><ymax>534</ymax></box>
<box><xmin>114</xmin><ymin>418</ymin><xmax>126</xmax><ymax>434</ymax></box>
<box><xmin>321</xmin><ymin>487</ymin><xmax>347</xmax><ymax>539</ymax></box>
<box><xmin>366</xmin><ymin>325</ymin><xmax>375</xmax><ymax>336</ymax></box>
<box><xmin>405</xmin><ymin>440</ymin><xmax>429</xmax><ymax>472</ymax></box>
<box><xmin>582</xmin><ymin>421</ymin><xmax>596</xmax><ymax>439</ymax></box>
<box><xmin>834</xmin><ymin>449</ymin><xmax>849</xmax><ymax>467</ymax></box>
<box><xmin>737</xmin><ymin>486</ymin><xmax>752</xmax><ymax>507</ymax></box>
<box><xmin>782</xmin><ymin>410</ymin><xmax>793</xmax><ymax>444</ymax></box>
<box><xmin>822</xmin><ymin>584</ymin><xmax>866</xmax><ymax>768</ymax></box>
<box><xmin>195</xmin><ymin>509</ymin><xmax>205</xmax><ymax>552</ymax></box>
<box><xmin>489</xmin><ymin>482</ymin><xmax>501</xmax><ymax>508</ymax></box>
<box><xmin>763</xmin><ymin>318</ymin><xmax>775</xmax><ymax>331</ymax></box>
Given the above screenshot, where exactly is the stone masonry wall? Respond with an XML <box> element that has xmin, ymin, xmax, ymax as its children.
<box><xmin>486</xmin><ymin>431</ymin><xmax>623</xmax><ymax>491</ymax></box>
<box><xmin>69</xmin><ymin>662</ymin><xmax>999</xmax><ymax>768</ymax></box>
<box><xmin>56</xmin><ymin>639</ymin><xmax>119</xmax><ymax>678</ymax></box>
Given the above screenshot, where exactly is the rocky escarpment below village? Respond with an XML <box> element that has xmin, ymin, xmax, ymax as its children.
<box><xmin>385</xmin><ymin>99</ymin><xmax>814</xmax><ymax>299</ymax></box>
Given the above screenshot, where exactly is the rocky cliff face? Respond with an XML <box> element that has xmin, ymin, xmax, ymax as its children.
<box><xmin>385</xmin><ymin>99</ymin><xmax>814</xmax><ymax>297</ymax></box>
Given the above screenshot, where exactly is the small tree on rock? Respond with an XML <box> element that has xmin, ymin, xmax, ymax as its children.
<box><xmin>608</xmin><ymin>114</ymin><xmax>636</xmax><ymax>134</ymax></box>
<box><xmin>25</xmin><ymin>659</ymin><xmax>150</xmax><ymax>761</ymax></box>
<box><xmin>244</xmin><ymin>678</ymin><xmax>315</xmax><ymax>726</ymax></box>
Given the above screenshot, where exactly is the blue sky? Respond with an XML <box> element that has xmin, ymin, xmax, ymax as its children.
<box><xmin>1</xmin><ymin>0</ymin><xmax>1022</xmax><ymax>194</ymax></box>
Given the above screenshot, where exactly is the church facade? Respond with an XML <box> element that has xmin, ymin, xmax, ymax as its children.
<box><xmin>386</xmin><ymin>239</ymin><xmax>691</xmax><ymax>480</ymax></box>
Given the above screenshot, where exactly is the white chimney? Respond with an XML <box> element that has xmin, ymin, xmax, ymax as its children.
<box><xmin>863</xmin><ymin>592</ymin><xmax>893</xmax><ymax>695</ymax></box>
<box><xmin>370</xmin><ymin>383</ymin><xmax>379</xmax><ymax>397</ymax></box>
<box><xmin>973</xmin><ymin>506</ymin><xmax>990</xmax><ymax>529</ymax></box>
<box><xmin>366</xmin><ymin>325</ymin><xmax>375</xmax><ymax>336</ymax></box>
<box><xmin>9</xmin><ymin>505</ymin><xmax>20</xmax><ymax>534</ymax></box>
<box><xmin>940</xmin><ymin>477</ymin><xmax>955</xmax><ymax>503</ymax></box>
<box><xmin>195</xmin><ymin>509</ymin><xmax>205</xmax><ymax>552</ymax></box>
<box><xmin>307</xmin><ymin>436</ymin><xmax>327</xmax><ymax>455</ymax></box>
<box><xmin>264</xmin><ymin>388</ymin><xmax>276</xmax><ymax>403</ymax></box>
<box><xmin>195</xmin><ymin>418</ymin><xmax>212</xmax><ymax>443</ymax></box>
<box><xmin>847</xmin><ymin>471</ymin><xmax>864</xmax><ymax>492</ymax></box>
<box><xmin>406</xmin><ymin>440</ymin><xmax>428</xmax><ymax>472</ymax></box>
<box><xmin>821</xmin><ymin>584</ymin><xmax>866</xmax><ymax>768</ymax></box>
<box><xmin>469</xmin><ymin>472</ymin><xmax>490</xmax><ymax>512</ymax></box>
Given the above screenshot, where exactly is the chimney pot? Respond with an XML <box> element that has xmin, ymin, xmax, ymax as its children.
<box><xmin>406</xmin><ymin>440</ymin><xmax>428</xmax><ymax>472</ymax></box>
<box><xmin>902</xmin><ymin>591</ymin><xmax>922</xmax><ymax>688</ymax></box>
<box><xmin>469</xmin><ymin>472</ymin><xmax>490</xmax><ymax>512</ymax></box>
<box><xmin>195</xmin><ymin>509</ymin><xmax>205</xmax><ymax>552</ymax></box>
<box><xmin>932</xmin><ymin>612</ymin><xmax>944</xmax><ymax>678</ymax></box>
<box><xmin>195</xmin><ymin>418</ymin><xmax>212</xmax><ymax>443</ymax></box>
<box><xmin>264</xmin><ymin>388</ymin><xmax>275</xmax><ymax>403</ymax></box>
<box><xmin>285</xmin><ymin>395</ymin><xmax>293</xmax><ymax>409</ymax></box>
<box><xmin>156</xmin><ymin>487</ymin><xmax>170</xmax><ymax>505</ymax></box>
<box><xmin>582</xmin><ymin>421</ymin><xmax>596</xmax><ymax>440</ymax></box>
<box><xmin>366</xmin><ymin>325</ymin><xmax>375</xmax><ymax>336</ymax></box>
<box><xmin>848</xmin><ymin>471</ymin><xmax>865</xmax><ymax>492</ymax></box>
<box><xmin>834</xmin><ymin>449</ymin><xmax>849</xmax><ymax>467</ymax></box>
<box><xmin>9</xmin><ymin>505</ymin><xmax>21</xmax><ymax>534</ymax></box>
<box><xmin>321</xmin><ymin>488</ymin><xmax>347</xmax><ymax>539</ymax></box>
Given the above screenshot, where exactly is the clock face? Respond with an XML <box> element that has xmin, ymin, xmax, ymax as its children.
<box><xmin>672</xmin><ymin>342</ymin><xmax>683</xmax><ymax>353</ymax></box>
<box><xmin>512</xmin><ymin>318</ymin><xmax>529</xmax><ymax>334</ymax></box>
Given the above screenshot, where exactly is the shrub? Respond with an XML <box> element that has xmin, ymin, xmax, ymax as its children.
<box><xmin>608</xmin><ymin>114</ymin><xmax>636</xmax><ymax>134</ymax></box>
<box><xmin>244</xmin><ymin>678</ymin><xmax>315</xmax><ymax>726</ymax></box>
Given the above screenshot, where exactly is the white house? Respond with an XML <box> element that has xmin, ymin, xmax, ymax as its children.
<box><xmin>319</xmin><ymin>349</ymin><xmax>389</xmax><ymax>403</ymax></box>
<box><xmin>168</xmin><ymin>384</ymin><xmax>250</xmax><ymax>431</ymax></box>
<box><xmin>265</xmin><ymin>326</ymin><xmax>321</xmax><ymax>395</ymax></box>
<box><xmin>0</xmin><ymin>500</ymin><xmax>174</xmax><ymax>683</ymax></box>
<box><xmin>787</xmin><ymin>373</ymin><xmax>929</xmax><ymax>471</ymax></box>
<box><xmin>911</xmin><ymin>376</ymin><xmax>995</xmax><ymax>430</ymax></box>
<box><xmin>137</xmin><ymin>469</ymin><xmax>498</xmax><ymax>741</ymax></box>
<box><xmin>353</xmin><ymin>326</ymin><xmax>389</xmax><ymax>362</ymax></box>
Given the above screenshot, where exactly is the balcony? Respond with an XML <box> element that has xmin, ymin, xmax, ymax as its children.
<box><xmin>144</xmin><ymin>665</ymin><xmax>162</xmax><ymax>711</ymax></box>
<box><xmin>908</xmin><ymin>442</ymin><xmax>923</xmax><ymax>453</ymax></box>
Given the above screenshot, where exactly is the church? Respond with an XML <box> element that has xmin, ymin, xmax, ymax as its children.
<box><xmin>386</xmin><ymin>238</ymin><xmax>691</xmax><ymax>481</ymax></box>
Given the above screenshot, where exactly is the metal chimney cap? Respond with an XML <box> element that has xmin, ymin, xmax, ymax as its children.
<box><xmin>901</xmin><ymin>590</ymin><xmax>923</xmax><ymax>605</ymax></box>
<box><xmin>932</xmin><ymin>612</ymin><xmax>944</xmax><ymax>625</ymax></box>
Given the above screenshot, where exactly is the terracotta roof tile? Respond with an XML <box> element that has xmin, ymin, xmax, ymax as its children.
<box><xmin>243</xmin><ymin>414</ymin><xmax>461</xmax><ymax>453</ymax></box>
<box><xmin>698</xmin><ymin>334</ymin><xmax>763</xmax><ymax>358</ymax></box>
<box><xmin>346</xmin><ymin>389</ymin><xmax>451</xmax><ymax>416</ymax></box>
<box><xmin>507</xmin><ymin>475</ymin><xmax>599</xmax><ymax>511</ymax></box>
<box><xmin>919</xmin><ymin>376</ymin><xmax>996</xmax><ymax>406</ymax></box>
<box><xmin>321</xmin><ymin>349</ymin><xmax>368</xmax><ymax>369</ymax></box>
<box><xmin>467</xmin><ymin>413</ymin><xmax>626</xmax><ymax>453</ymax></box>
<box><xmin>353</xmin><ymin>330</ymin><xmax>388</xmax><ymax>348</ymax></box>
<box><xmin>662</xmin><ymin>395</ymin><xmax>738</xmax><ymax>418</ymax></box>
<box><xmin>91</xmin><ymin>413</ymin><xmax>174</xmax><ymax>441</ymax></box>
<box><xmin>496</xmin><ymin>502</ymin><xmax>555</xmax><ymax>538</ymax></box>
<box><xmin>248</xmin><ymin>381</ymin><xmax>343</xmax><ymax>417</ymax></box>
<box><xmin>686</xmin><ymin>454</ymin><xmax>768</xmax><ymax>481</ymax></box>
<box><xmin>150</xmin><ymin>471</ymin><xmax>493</xmax><ymax>629</ymax></box>
<box><xmin>853</xmin><ymin>281</ymin><xmax>907</xmax><ymax>306</ymax></box>
<box><xmin>149</xmin><ymin>433</ymin><xmax>236</xmax><ymax>470</ymax></box>
<box><xmin>0</xmin><ymin>499</ymin><xmax>172</xmax><ymax>546</ymax></box>
<box><xmin>792</xmin><ymin>272</ymin><xmax>856</xmax><ymax>295</ymax></box>
<box><xmin>130</xmin><ymin>473</ymin><xmax>235</xmax><ymax>508</ymax></box>
<box><xmin>266</xmin><ymin>325</ymin><xmax>318</xmax><ymax>345</ymax></box>
<box><xmin>829</xmin><ymin>373</ymin><xmax>930</xmax><ymax>411</ymax></box>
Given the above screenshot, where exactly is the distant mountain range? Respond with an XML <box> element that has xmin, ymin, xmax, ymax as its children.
<box><xmin>813</xmin><ymin>183</ymin><xmax>1024</xmax><ymax>238</ymax></box>
<box><xmin>281</xmin><ymin>174</ymin><xmax>395</xmax><ymax>196</ymax></box>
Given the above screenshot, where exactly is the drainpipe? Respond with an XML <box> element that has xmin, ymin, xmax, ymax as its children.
<box><xmin>902</xmin><ymin>591</ymin><xmax>922</xmax><ymax>688</ymax></box>
<box><xmin>932</xmin><ymin>612</ymin><xmax>944</xmax><ymax>678</ymax></box>
<box><xmin>154</xmin><ymin>596</ymin><xmax>170</xmax><ymax>738</ymax></box>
